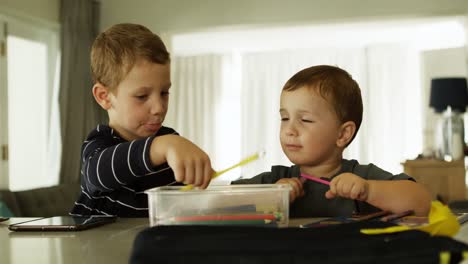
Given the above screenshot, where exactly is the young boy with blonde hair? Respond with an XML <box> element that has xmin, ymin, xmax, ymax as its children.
<box><xmin>233</xmin><ymin>65</ymin><xmax>431</xmax><ymax>217</ymax></box>
<box><xmin>71</xmin><ymin>23</ymin><xmax>214</xmax><ymax>217</ymax></box>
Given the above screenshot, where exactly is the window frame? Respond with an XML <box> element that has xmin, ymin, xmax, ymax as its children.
<box><xmin>0</xmin><ymin>14</ymin><xmax>60</xmax><ymax>190</ymax></box>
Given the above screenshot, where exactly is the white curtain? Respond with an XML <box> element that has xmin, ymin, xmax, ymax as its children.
<box><xmin>59</xmin><ymin>0</ymin><xmax>104</xmax><ymax>184</ymax></box>
<box><xmin>364</xmin><ymin>45</ymin><xmax>422</xmax><ymax>173</ymax></box>
<box><xmin>169</xmin><ymin>45</ymin><xmax>423</xmax><ymax>182</ymax></box>
<box><xmin>168</xmin><ymin>54</ymin><xmax>241</xmax><ymax>180</ymax></box>
<box><xmin>240</xmin><ymin>45</ymin><xmax>422</xmax><ymax>178</ymax></box>
<box><xmin>240</xmin><ymin>48</ymin><xmax>368</xmax><ymax>178</ymax></box>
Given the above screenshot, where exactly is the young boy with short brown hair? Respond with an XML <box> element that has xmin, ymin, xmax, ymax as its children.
<box><xmin>71</xmin><ymin>23</ymin><xmax>214</xmax><ymax>217</ymax></box>
<box><xmin>233</xmin><ymin>65</ymin><xmax>431</xmax><ymax>217</ymax></box>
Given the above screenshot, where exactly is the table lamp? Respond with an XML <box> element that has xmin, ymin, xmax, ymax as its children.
<box><xmin>429</xmin><ymin>77</ymin><xmax>468</xmax><ymax>161</ymax></box>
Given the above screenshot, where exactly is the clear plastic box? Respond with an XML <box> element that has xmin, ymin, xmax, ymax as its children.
<box><xmin>146</xmin><ymin>184</ymin><xmax>290</xmax><ymax>227</ymax></box>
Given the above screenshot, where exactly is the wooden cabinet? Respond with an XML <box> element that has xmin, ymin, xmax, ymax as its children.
<box><xmin>402</xmin><ymin>159</ymin><xmax>466</xmax><ymax>202</ymax></box>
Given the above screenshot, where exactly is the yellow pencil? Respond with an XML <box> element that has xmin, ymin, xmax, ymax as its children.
<box><xmin>180</xmin><ymin>151</ymin><xmax>263</xmax><ymax>191</ymax></box>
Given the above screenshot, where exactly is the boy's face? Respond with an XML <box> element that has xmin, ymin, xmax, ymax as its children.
<box><xmin>107</xmin><ymin>60</ymin><xmax>171</xmax><ymax>141</ymax></box>
<box><xmin>279</xmin><ymin>87</ymin><xmax>342</xmax><ymax>166</ymax></box>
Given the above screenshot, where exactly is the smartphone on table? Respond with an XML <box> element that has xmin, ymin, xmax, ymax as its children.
<box><xmin>8</xmin><ymin>216</ymin><xmax>117</xmax><ymax>231</ymax></box>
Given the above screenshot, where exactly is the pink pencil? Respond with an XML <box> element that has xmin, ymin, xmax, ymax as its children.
<box><xmin>300</xmin><ymin>173</ymin><xmax>330</xmax><ymax>186</ymax></box>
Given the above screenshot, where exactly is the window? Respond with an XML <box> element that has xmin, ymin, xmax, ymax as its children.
<box><xmin>0</xmin><ymin>16</ymin><xmax>60</xmax><ymax>190</ymax></box>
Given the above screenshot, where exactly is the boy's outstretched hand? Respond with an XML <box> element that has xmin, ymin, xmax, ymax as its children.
<box><xmin>150</xmin><ymin>135</ymin><xmax>215</xmax><ymax>189</ymax></box>
<box><xmin>276</xmin><ymin>177</ymin><xmax>306</xmax><ymax>203</ymax></box>
<box><xmin>325</xmin><ymin>173</ymin><xmax>369</xmax><ymax>201</ymax></box>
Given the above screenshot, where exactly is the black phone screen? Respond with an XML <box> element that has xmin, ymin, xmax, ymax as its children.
<box><xmin>8</xmin><ymin>216</ymin><xmax>117</xmax><ymax>231</ymax></box>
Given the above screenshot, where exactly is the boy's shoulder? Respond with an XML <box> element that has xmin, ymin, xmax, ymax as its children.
<box><xmin>156</xmin><ymin>126</ymin><xmax>178</xmax><ymax>136</ymax></box>
<box><xmin>85</xmin><ymin>125</ymin><xmax>178</xmax><ymax>142</ymax></box>
<box><xmin>256</xmin><ymin>164</ymin><xmax>300</xmax><ymax>181</ymax></box>
<box><xmin>341</xmin><ymin>159</ymin><xmax>386</xmax><ymax>177</ymax></box>
<box><xmin>270</xmin><ymin>164</ymin><xmax>300</xmax><ymax>178</ymax></box>
<box><xmin>85</xmin><ymin>124</ymin><xmax>115</xmax><ymax>141</ymax></box>
<box><xmin>231</xmin><ymin>164</ymin><xmax>298</xmax><ymax>184</ymax></box>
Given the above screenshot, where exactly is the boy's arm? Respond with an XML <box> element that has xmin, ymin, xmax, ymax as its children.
<box><xmin>326</xmin><ymin>171</ymin><xmax>431</xmax><ymax>216</ymax></box>
<box><xmin>348</xmin><ymin>163</ymin><xmax>431</xmax><ymax>216</ymax></box>
<box><xmin>365</xmin><ymin>180</ymin><xmax>432</xmax><ymax>216</ymax></box>
<box><xmin>149</xmin><ymin>134</ymin><xmax>214</xmax><ymax>188</ymax></box>
<box><xmin>83</xmin><ymin>135</ymin><xmax>167</xmax><ymax>194</ymax></box>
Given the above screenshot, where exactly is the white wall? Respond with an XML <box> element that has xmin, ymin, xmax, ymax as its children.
<box><xmin>100</xmin><ymin>0</ymin><xmax>468</xmax><ymax>33</ymax></box>
<box><xmin>0</xmin><ymin>0</ymin><xmax>59</xmax><ymax>25</ymax></box>
<box><xmin>422</xmin><ymin>48</ymin><xmax>468</xmax><ymax>78</ymax></box>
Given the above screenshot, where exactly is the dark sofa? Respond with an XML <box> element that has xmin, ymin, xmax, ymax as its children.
<box><xmin>0</xmin><ymin>183</ymin><xmax>80</xmax><ymax>217</ymax></box>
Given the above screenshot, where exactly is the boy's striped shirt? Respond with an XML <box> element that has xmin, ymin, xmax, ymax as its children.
<box><xmin>70</xmin><ymin>124</ymin><xmax>178</xmax><ymax>217</ymax></box>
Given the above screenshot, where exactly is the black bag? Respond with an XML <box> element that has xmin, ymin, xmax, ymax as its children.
<box><xmin>130</xmin><ymin>221</ymin><xmax>468</xmax><ymax>264</ymax></box>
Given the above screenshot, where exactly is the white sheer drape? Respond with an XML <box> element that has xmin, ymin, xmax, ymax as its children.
<box><xmin>168</xmin><ymin>54</ymin><xmax>242</xmax><ymax>181</ymax></box>
<box><xmin>59</xmin><ymin>0</ymin><xmax>103</xmax><ymax>184</ymax></box>
<box><xmin>168</xmin><ymin>55</ymin><xmax>221</xmax><ymax>158</ymax></box>
<box><xmin>240</xmin><ymin>45</ymin><xmax>422</xmax><ymax>178</ymax></box>
<box><xmin>364</xmin><ymin>45</ymin><xmax>423</xmax><ymax>172</ymax></box>
<box><xmin>240</xmin><ymin>48</ymin><xmax>367</xmax><ymax>178</ymax></box>
<box><xmin>169</xmin><ymin>45</ymin><xmax>423</xmax><ymax>182</ymax></box>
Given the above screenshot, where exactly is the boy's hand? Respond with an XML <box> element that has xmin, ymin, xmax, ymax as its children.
<box><xmin>151</xmin><ymin>135</ymin><xmax>215</xmax><ymax>189</ymax></box>
<box><xmin>325</xmin><ymin>173</ymin><xmax>369</xmax><ymax>201</ymax></box>
<box><xmin>276</xmin><ymin>177</ymin><xmax>305</xmax><ymax>203</ymax></box>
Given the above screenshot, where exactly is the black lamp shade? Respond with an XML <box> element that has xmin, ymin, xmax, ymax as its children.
<box><xmin>429</xmin><ymin>77</ymin><xmax>468</xmax><ymax>113</ymax></box>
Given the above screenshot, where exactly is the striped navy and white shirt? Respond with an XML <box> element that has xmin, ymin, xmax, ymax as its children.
<box><xmin>70</xmin><ymin>124</ymin><xmax>179</xmax><ymax>217</ymax></box>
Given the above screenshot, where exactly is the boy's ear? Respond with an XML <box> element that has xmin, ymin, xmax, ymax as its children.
<box><xmin>92</xmin><ymin>83</ymin><xmax>112</xmax><ymax>110</ymax></box>
<box><xmin>336</xmin><ymin>121</ymin><xmax>356</xmax><ymax>148</ymax></box>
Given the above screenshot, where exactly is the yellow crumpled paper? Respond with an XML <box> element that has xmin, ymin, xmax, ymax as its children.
<box><xmin>361</xmin><ymin>201</ymin><xmax>460</xmax><ymax>237</ymax></box>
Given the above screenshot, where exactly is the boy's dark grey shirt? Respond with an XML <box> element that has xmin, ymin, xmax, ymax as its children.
<box><xmin>232</xmin><ymin>159</ymin><xmax>414</xmax><ymax>217</ymax></box>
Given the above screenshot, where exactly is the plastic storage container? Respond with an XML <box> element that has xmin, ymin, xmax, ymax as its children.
<box><xmin>146</xmin><ymin>184</ymin><xmax>290</xmax><ymax>227</ymax></box>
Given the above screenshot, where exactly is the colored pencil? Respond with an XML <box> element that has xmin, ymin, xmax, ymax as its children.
<box><xmin>300</xmin><ymin>173</ymin><xmax>365</xmax><ymax>214</ymax></box>
<box><xmin>380</xmin><ymin>210</ymin><xmax>414</xmax><ymax>222</ymax></box>
<box><xmin>181</xmin><ymin>152</ymin><xmax>262</xmax><ymax>191</ymax></box>
<box><xmin>351</xmin><ymin>210</ymin><xmax>390</xmax><ymax>221</ymax></box>
<box><xmin>300</xmin><ymin>173</ymin><xmax>330</xmax><ymax>186</ymax></box>
<box><xmin>299</xmin><ymin>217</ymin><xmax>354</xmax><ymax>228</ymax></box>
